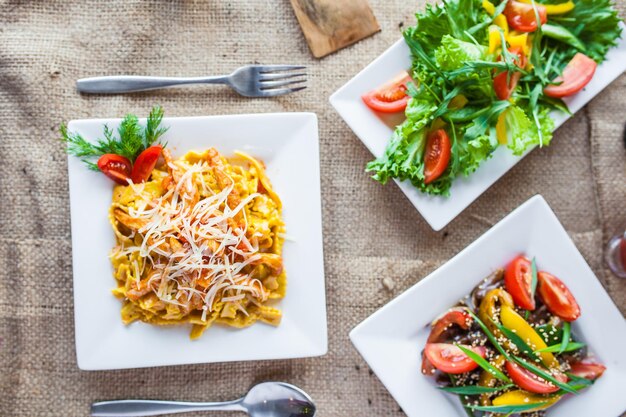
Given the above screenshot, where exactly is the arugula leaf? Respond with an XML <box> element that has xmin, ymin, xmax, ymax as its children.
<box><xmin>550</xmin><ymin>0</ymin><xmax>622</xmax><ymax>63</ymax></box>
<box><xmin>439</xmin><ymin>383</ymin><xmax>514</xmax><ymax>395</ymax></box>
<box><xmin>542</xmin><ymin>23</ymin><xmax>586</xmax><ymax>51</ymax></box>
<box><xmin>456</xmin><ymin>344</ymin><xmax>511</xmax><ymax>383</ymax></box>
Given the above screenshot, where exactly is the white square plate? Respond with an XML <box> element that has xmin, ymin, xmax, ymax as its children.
<box><xmin>68</xmin><ymin>112</ymin><xmax>327</xmax><ymax>370</ymax></box>
<box><xmin>350</xmin><ymin>195</ymin><xmax>626</xmax><ymax>417</ymax></box>
<box><xmin>330</xmin><ymin>27</ymin><xmax>626</xmax><ymax>231</ymax></box>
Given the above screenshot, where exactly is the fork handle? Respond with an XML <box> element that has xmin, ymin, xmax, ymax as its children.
<box><xmin>76</xmin><ymin>75</ymin><xmax>229</xmax><ymax>94</ymax></box>
<box><xmin>91</xmin><ymin>399</ymin><xmax>246</xmax><ymax>416</ymax></box>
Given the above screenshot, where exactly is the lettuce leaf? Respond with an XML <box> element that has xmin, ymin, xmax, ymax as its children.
<box><xmin>435</xmin><ymin>35</ymin><xmax>489</xmax><ymax>71</ymax></box>
<box><xmin>506</xmin><ymin>106</ymin><xmax>554</xmax><ymax>156</ymax></box>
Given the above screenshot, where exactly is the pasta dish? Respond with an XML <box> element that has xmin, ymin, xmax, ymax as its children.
<box><xmin>108</xmin><ymin>148</ymin><xmax>285</xmax><ymax>339</ymax></box>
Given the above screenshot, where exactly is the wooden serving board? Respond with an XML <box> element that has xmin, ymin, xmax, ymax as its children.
<box><xmin>290</xmin><ymin>0</ymin><xmax>380</xmax><ymax>58</ymax></box>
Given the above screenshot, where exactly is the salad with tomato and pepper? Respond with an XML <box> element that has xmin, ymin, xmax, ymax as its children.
<box><xmin>61</xmin><ymin>106</ymin><xmax>168</xmax><ymax>185</ymax></box>
<box><xmin>363</xmin><ymin>0</ymin><xmax>622</xmax><ymax>196</ymax></box>
<box><xmin>422</xmin><ymin>255</ymin><xmax>605</xmax><ymax>416</ymax></box>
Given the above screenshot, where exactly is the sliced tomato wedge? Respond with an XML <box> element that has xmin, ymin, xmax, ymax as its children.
<box><xmin>493</xmin><ymin>47</ymin><xmax>527</xmax><ymax>100</ymax></box>
<box><xmin>422</xmin><ymin>308</ymin><xmax>473</xmax><ymax>374</ymax></box>
<box><xmin>537</xmin><ymin>271</ymin><xmax>581</xmax><ymax>321</ymax></box>
<box><xmin>505</xmin><ymin>361</ymin><xmax>566</xmax><ymax>394</ymax></box>
<box><xmin>505</xmin><ymin>255</ymin><xmax>535</xmax><ymax>310</ymax></box>
<box><xmin>131</xmin><ymin>145</ymin><xmax>163</xmax><ymax>183</ymax></box>
<box><xmin>361</xmin><ymin>71</ymin><xmax>412</xmax><ymax>113</ymax></box>
<box><xmin>504</xmin><ymin>0</ymin><xmax>548</xmax><ymax>32</ymax></box>
<box><xmin>97</xmin><ymin>154</ymin><xmax>132</xmax><ymax>185</ymax></box>
<box><xmin>424</xmin><ymin>343</ymin><xmax>486</xmax><ymax>374</ymax></box>
<box><xmin>423</xmin><ymin>129</ymin><xmax>451</xmax><ymax>185</ymax></box>
<box><xmin>544</xmin><ymin>53</ymin><xmax>597</xmax><ymax>98</ymax></box>
<box><xmin>569</xmin><ymin>359</ymin><xmax>606</xmax><ymax>380</ymax></box>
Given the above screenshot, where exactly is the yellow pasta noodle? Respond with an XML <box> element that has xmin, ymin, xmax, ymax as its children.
<box><xmin>108</xmin><ymin>147</ymin><xmax>285</xmax><ymax>339</ymax></box>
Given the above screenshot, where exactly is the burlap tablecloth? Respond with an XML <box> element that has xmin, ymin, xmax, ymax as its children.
<box><xmin>1</xmin><ymin>1</ymin><xmax>625</xmax><ymax>416</ymax></box>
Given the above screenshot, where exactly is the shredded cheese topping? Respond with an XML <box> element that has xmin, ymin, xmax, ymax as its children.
<box><xmin>109</xmin><ymin>148</ymin><xmax>285</xmax><ymax>339</ymax></box>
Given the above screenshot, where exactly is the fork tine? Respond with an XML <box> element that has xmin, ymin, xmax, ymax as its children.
<box><xmin>259</xmin><ymin>72</ymin><xmax>306</xmax><ymax>81</ymax></box>
<box><xmin>258</xmin><ymin>65</ymin><xmax>306</xmax><ymax>73</ymax></box>
<box><xmin>260</xmin><ymin>86</ymin><xmax>307</xmax><ymax>97</ymax></box>
<box><xmin>260</xmin><ymin>79</ymin><xmax>307</xmax><ymax>89</ymax></box>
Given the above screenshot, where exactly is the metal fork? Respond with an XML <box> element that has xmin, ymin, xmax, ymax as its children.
<box><xmin>76</xmin><ymin>65</ymin><xmax>307</xmax><ymax>97</ymax></box>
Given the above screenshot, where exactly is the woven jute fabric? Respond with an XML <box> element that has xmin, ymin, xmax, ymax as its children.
<box><xmin>1</xmin><ymin>1</ymin><xmax>625</xmax><ymax>416</ymax></box>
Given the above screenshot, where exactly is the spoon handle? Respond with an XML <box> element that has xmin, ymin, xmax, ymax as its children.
<box><xmin>91</xmin><ymin>399</ymin><xmax>246</xmax><ymax>416</ymax></box>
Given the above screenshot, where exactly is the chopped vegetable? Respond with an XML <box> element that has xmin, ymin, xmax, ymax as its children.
<box><xmin>537</xmin><ymin>271</ymin><xmax>581</xmax><ymax>321</ymax></box>
<box><xmin>61</xmin><ymin>106</ymin><xmax>168</xmax><ymax>183</ymax></box>
<box><xmin>362</xmin><ymin>71</ymin><xmax>413</xmax><ymax>113</ymax></box>
<box><xmin>544</xmin><ymin>52</ymin><xmax>597</xmax><ymax>97</ymax></box>
<box><xmin>424</xmin><ymin>343</ymin><xmax>487</xmax><ymax>374</ymax></box>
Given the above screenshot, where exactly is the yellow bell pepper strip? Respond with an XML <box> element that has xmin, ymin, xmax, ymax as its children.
<box><xmin>479</xmin><ymin>355</ymin><xmax>506</xmax><ymax>405</ymax></box>
<box><xmin>488</xmin><ymin>26</ymin><xmax>503</xmax><ymax>53</ymax></box>
<box><xmin>496</xmin><ymin>109</ymin><xmax>509</xmax><ymax>145</ymax></box>
<box><xmin>483</xmin><ymin>0</ymin><xmax>509</xmax><ymax>36</ymax></box>
<box><xmin>518</xmin><ymin>0</ymin><xmax>575</xmax><ymax>15</ymax></box>
<box><xmin>492</xmin><ymin>390</ymin><xmax>561</xmax><ymax>410</ymax></box>
<box><xmin>507</xmin><ymin>31</ymin><xmax>530</xmax><ymax>56</ymax></box>
<box><xmin>500</xmin><ymin>305</ymin><xmax>559</xmax><ymax>368</ymax></box>
<box><xmin>478</xmin><ymin>288</ymin><xmax>515</xmax><ymax>342</ymax></box>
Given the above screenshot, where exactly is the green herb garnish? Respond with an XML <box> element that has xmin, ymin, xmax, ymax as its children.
<box><xmin>465</xmin><ymin>309</ymin><xmax>512</xmax><ymax>361</ymax></box>
<box><xmin>439</xmin><ymin>383</ymin><xmax>514</xmax><ymax>395</ymax></box>
<box><xmin>558</xmin><ymin>321</ymin><xmax>571</xmax><ymax>354</ymax></box>
<box><xmin>467</xmin><ymin>402</ymin><xmax>550</xmax><ymax>413</ymax></box>
<box><xmin>513</xmin><ymin>356</ymin><xmax>578</xmax><ymax>395</ymax></box>
<box><xmin>492</xmin><ymin>321</ymin><xmax>542</xmax><ymax>363</ymax></box>
<box><xmin>61</xmin><ymin>106</ymin><xmax>168</xmax><ymax>171</ymax></box>
<box><xmin>536</xmin><ymin>341</ymin><xmax>585</xmax><ymax>353</ymax></box>
<box><xmin>456</xmin><ymin>344</ymin><xmax>511</xmax><ymax>383</ymax></box>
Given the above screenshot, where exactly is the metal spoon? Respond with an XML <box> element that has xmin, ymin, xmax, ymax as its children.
<box><xmin>91</xmin><ymin>381</ymin><xmax>316</xmax><ymax>417</ymax></box>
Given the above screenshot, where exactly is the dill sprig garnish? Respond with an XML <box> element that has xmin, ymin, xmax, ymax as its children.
<box><xmin>60</xmin><ymin>106</ymin><xmax>168</xmax><ymax>171</ymax></box>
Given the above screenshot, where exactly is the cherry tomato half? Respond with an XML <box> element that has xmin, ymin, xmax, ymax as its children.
<box><xmin>493</xmin><ymin>47</ymin><xmax>527</xmax><ymax>101</ymax></box>
<box><xmin>422</xmin><ymin>308</ymin><xmax>473</xmax><ymax>375</ymax></box>
<box><xmin>423</xmin><ymin>129</ymin><xmax>451</xmax><ymax>185</ymax></box>
<box><xmin>569</xmin><ymin>359</ymin><xmax>606</xmax><ymax>380</ymax></box>
<box><xmin>131</xmin><ymin>145</ymin><xmax>163</xmax><ymax>183</ymax></box>
<box><xmin>544</xmin><ymin>53</ymin><xmax>597</xmax><ymax>98</ymax></box>
<box><xmin>504</xmin><ymin>0</ymin><xmax>548</xmax><ymax>33</ymax></box>
<box><xmin>537</xmin><ymin>271</ymin><xmax>581</xmax><ymax>322</ymax></box>
<box><xmin>424</xmin><ymin>343</ymin><xmax>486</xmax><ymax>374</ymax></box>
<box><xmin>361</xmin><ymin>71</ymin><xmax>413</xmax><ymax>113</ymax></box>
<box><xmin>505</xmin><ymin>361</ymin><xmax>566</xmax><ymax>394</ymax></box>
<box><xmin>97</xmin><ymin>154</ymin><xmax>132</xmax><ymax>185</ymax></box>
<box><xmin>505</xmin><ymin>255</ymin><xmax>535</xmax><ymax>310</ymax></box>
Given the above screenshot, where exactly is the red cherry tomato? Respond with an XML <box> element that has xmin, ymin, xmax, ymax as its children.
<box><xmin>424</xmin><ymin>343</ymin><xmax>486</xmax><ymax>374</ymax></box>
<box><xmin>361</xmin><ymin>71</ymin><xmax>413</xmax><ymax>113</ymax></box>
<box><xmin>505</xmin><ymin>361</ymin><xmax>566</xmax><ymax>394</ymax></box>
<box><xmin>504</xmin><ymin>0</ymin><xmax>547</xmax><ymax>33</ymax></box>
<box><xmin>423</xmin><ymin>129</ymin><xmax>451</xmax><ymax>185</ymax></box>
<box><xmin>569</xmin><ymin>359</ymin><xmax>606</xmax><ymax>380</ymax></box>
<box><xmin>493</xmin><ymin>47</ymin><xmax>527</xmax><ymax>100</ymax></box>
<box><xmin>422</xmin><ymin>308</ymin><xmax>472</xmax><ymax>375</ymax></box>
<box><xmin>97</xmin><ymin>154</ymin><xmax>132</xmax><ymax>185</ymax></box>
<box><xmin>544</xmin><ymin>53</ymin><xmax>597</xmax><ymax>98</ymax></box>
<box><xmin>131</xmin><ymin>145</ymin><xmax>163</xmax><ymax>183</ymax></box>
<box><xmin>504</xmin><ymin>255</ymin><xmax>535</xmax><ymax>310</ymax></box>
<box><xmin>537</xmin><ymin>271</ymin><xmax>581</xmax><ymax>322</ymax></box>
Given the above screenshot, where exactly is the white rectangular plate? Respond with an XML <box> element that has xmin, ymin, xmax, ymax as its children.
<box><xmin>350</xmin><ymin>195</ymin><xmax>626</xmax><ymax>417</ymax></box>
<box><xmin>330</xmin><ymin>27</ymin><xmax>626</xmax><ymax>231</ymax></box>
<box><xmin>68</xmin><ymin>112</ymin><xmax>327</xmax><ymax>370</ymax></box>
